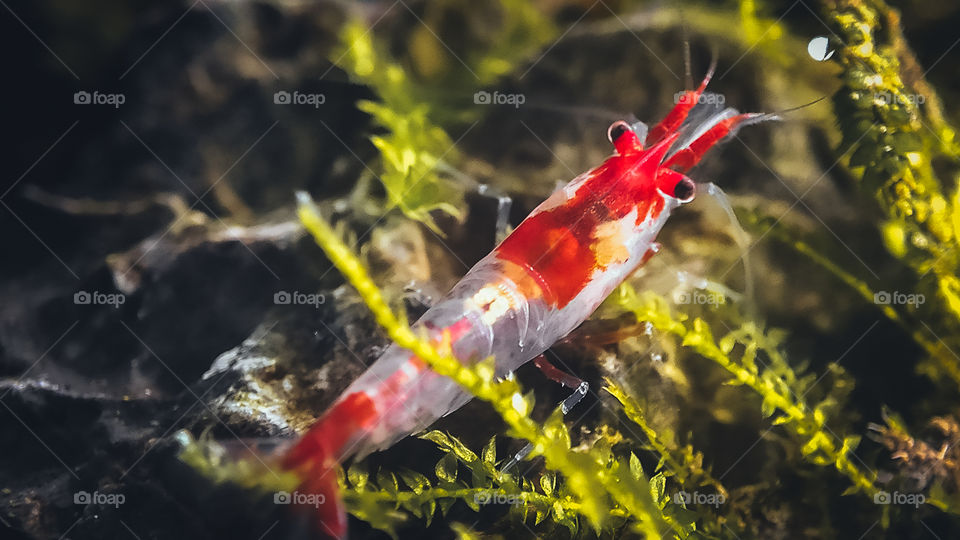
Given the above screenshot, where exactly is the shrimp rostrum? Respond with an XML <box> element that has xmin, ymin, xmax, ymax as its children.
<box><xmin>282</xmin><ymin>66</ymin><xmax>771</xmax><ymax>537</ymax></box>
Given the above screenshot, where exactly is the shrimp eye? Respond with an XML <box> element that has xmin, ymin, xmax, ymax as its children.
<box><xmin>607</xmin><ymin>121</ymin><xmax>632</xmax><ymax>144</ymax></box>
<box><xmin>674</xmin><ymin>177</ymin><xmax>696</xmax><ymax>202</ymax></box>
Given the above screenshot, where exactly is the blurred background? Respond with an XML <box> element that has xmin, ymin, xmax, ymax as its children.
<box><xmin>1</xmin><ymin>0</ymin><xmax>960</xmax><ymax>538</ymax></box>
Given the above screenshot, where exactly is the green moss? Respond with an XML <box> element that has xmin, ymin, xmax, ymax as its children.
<box><xmin>335</xmin><ymin>21</ymin><xmax>465</xmax><ymax>233</ymax></box>
<box><xmin>608</xmin><ymin>285</ymin><xmax>878</xmax><ymax>497</ymax></box>
<box><xmin>823</xmin><ymin>0</ymin><xmax>960</xmax><ymax>384</ymax></box>
<box><xmin>332</xmin><ymin>0</ymin><xmax>556</xmax><ymax>233</ymax></box>
<box><xmin>606</xmin><ymin>382</ymin><xmax>727</xmax><ymax>499</ymax></box>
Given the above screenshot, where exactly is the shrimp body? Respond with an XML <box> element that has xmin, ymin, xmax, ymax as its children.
<box><xmin>282</xmin><ymin>69</ymin><xmax>768</xmax><ymax>537</ymax></box>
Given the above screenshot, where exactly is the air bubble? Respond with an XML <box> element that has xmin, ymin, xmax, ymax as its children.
<box><xmin>807</xmin><ymin>36</ymin><xmax>834</xmax><ymax>61</ymax></box>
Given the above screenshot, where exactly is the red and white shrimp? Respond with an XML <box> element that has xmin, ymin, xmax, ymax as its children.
<box><xmin>282</xmin><ymin>66</ymin><xmax>770</xmax><ymax>537</ymax></box>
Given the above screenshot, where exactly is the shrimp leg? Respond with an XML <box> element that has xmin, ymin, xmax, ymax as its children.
<box><xmin>476</xmin><ymin>183</ymin><xmax>514</xmax><ymax>243</ymax></box>
<box><xmin>501</xmin><ymin>355</ymin><xmax>589</xmax><ymax>473</ymax></box>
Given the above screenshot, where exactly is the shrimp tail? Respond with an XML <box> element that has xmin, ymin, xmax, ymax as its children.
<box><xmin>280</xmin><ymin>392</ymin><xmax>380</xmax><ymax>539</ymax></box>
<box><xmin>300</xmin><ymin>461</ymin><xmax>348</xmax><ymax>538</ymax></box>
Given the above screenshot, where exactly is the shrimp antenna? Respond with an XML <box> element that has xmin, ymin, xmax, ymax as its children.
<box><xmin>754</xmin><ymin>96</ymin><xmax>829</xmax><ymax>123</ymax></box>
<box><xmin>682</xmin><ymin>30</ymin><xmax>693</xmax><ymax>90</ymax></box>
<box><xmin>776</xmin><ymin>95</ymin><xmax>828</xmax><ymax>115</ymax></box>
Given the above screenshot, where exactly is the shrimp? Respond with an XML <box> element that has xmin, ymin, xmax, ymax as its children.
<box><xmin>281</xmin><ymin>65</ymin><xmax>771</xmax><ymax>537</ymax></box>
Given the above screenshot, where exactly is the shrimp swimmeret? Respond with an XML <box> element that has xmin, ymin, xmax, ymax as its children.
<box><xmin>282</xmin><ymin>66</ymin><xmax>771</xmax><ymax>537</ymax></box>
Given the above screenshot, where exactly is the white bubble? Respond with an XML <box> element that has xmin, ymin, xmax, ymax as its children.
<box><xmin>808</xmin><ymin>36</ymin><xmax>834</xmax><ymax>61</ymax></box>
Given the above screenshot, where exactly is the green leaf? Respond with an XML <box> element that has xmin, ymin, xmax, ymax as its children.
<box><xmin>420</xmin><ymin>430</ymin><xmax>452</xmax><ymax>450</ymax></box>
<box><xmin>436</xmin><ymin>453</ymin><xmax>459</xmax><ymax>483</ymax></box>
<box><xmin>849</xmin><ymin>143</ymin><xmax>876</xmax><ymax>168</ymax></box>
<box><xmin>348</xmin><ymin>463</ymin><xmax>369</xmax><ymax>490</ymax></box>
<box><xmin>891</xmin><ymin>130</ymin><xmax>923</xmax><ymax>152</ymax></box>
<box><xmin>438</xmin><ymin>497</ymin><xmax>456</xmax><ymax>517</ymax></box>
<box><xmin>629</xmin><ymin>452</ymin><xmax>643</xmax><ymax>480</ymax></box>
<box><xmin>422</xmin><ymin>430</ymin><xmax>480</xmax><ymax>464</ymax></box>
<box><xmin>450</xmin><ymin>521</ymin><xmax>482</xmax><ymax>540</ymax></box>
<box><xmin>482</xmin><ymin>436</ymin><xmax>497</xmax><ymax>467</ymax></box>
<box><xmin>649</xmin><ymin>473</ymin><xmax>667</xmax><ymax>507</ymax></box>
<box><xmin>464</xmin><ymin>492</ymin><xmax>481</xmax><ymax>512</ymax></box>
<box><xmin>423</xmin><ymin>499</ymin><xmax>437</xmax><ymax>527</ymax></box>
<box><xmin>556</xmin><ymin>513</ymin><xmax>579</xmax><ymax>536</ymax></box>
<box><xmin>539</xmin><ymin>473</ymin><xmax>555</xmax><ymax>497</ymax></box>
<box><xmin>377</xmin><ymin>470</ymin><xmax>399</xmax><ymax>495</ymax></box>
<box><xmin>400</xmin><ymin>497</ymin><xmax>423</xmax><ymax>518</ymax></box>
<box><xmin>397</xmin><ymin>468</ymin><xmax>431</xmax><ymax>494</ymax></box>
<box><xmin>543</xmin><ymin>409</ymin><xmax>572</xmax><ymax>450</ymax></box>
<box><xmin>760</xmin><ymin>394</ymin><xmax>779</xmax><ymax>418</ymax></box>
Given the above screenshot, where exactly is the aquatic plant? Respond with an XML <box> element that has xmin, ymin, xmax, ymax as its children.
<box><xmin>605</xmin><ymin>381</ymin><xmax>728</xmax><ymax>499</ymax></box>
<box><xmin>335</xmin><ymin>21</ymin><xmax>465</xmax><ymax>233</ymax></box>
<box><xmin>609</xmin><ymin>285</ymin><xmax>878</xmax><ymax>497</ymax></box>
<box><xmin>332</xmin><ymin>0</ymin><xmax>555</xmax><ymax>233</ymax></box>
<box><xmin>822</xmin><ymin>0</ymin><xmax>960</xmax><ymax>385</ymax></box>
